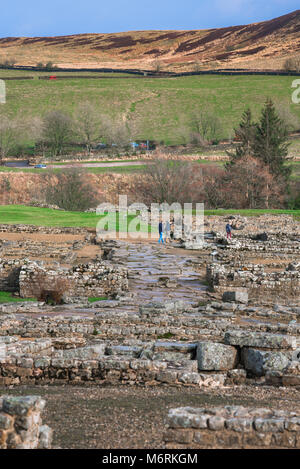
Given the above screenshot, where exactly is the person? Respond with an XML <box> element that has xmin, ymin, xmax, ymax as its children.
<box><xmin>158</xmin><ymin>220</ymin><xmax>164</xmax><ymax>244</ymax></box>
<box><xmin>164</xmin><ymin>220</ymin><xmax>171</xmax><ymax>243</ymax></box>
<box><xmin>226</xmin><ymin>222</ymin><xmax>232</xmax><ymax>239</ymax></box>
<box><xmin>170</xmin><ymin>217</ymin><xmax>175</xmax><ymax>240</ymax></box>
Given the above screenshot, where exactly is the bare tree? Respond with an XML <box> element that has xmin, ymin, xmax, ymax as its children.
<box><xmin>189</xmin><ymin>110</ymin><xmax>222</xmax><ymax>145</ymax></box>
<box><xmin>130</xmin><ymin>159</ymin><xmax>202</xmax><ymax>205</ymax></box>
<box><xmin>44</xmin><ymin>169</ymin><xmax>99</xmax><ymax>211</ymax></box>
<box><xmin>0</xmin><ymin>113</ymin><xmax>24</xmax><ymax>163</ymax></box>
<box><xmin>42</xmin><ymin>110</ymin><xmax>74</xmax><ymax>156</ymax></box>
<box><xmin>104</xmin><ymin>118</ymin><xmax>131</xmax><ymax>149</ymax></box>
<box><xmin>75</xmin><ymin>101</ymin><xmax>102</xmax><ymax>155</ymax></box>
<box><xmin>283</xmin><ymin>57</ymin><xmax>300</xmax><ymax>72</ymax></box>
<box><xmin>153</xmin><ymin>59</ymin><xmax>162</xmax><ymax>73</ymax></box>
<box><xmin>274</xmin><ymin>102</ymin><xmax>300</xmax><ymax>132</ymax></box>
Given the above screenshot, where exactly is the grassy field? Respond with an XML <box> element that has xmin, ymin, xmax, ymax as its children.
<box><xmin>0</xmin><ymin>205</ymin><xmax>151</xmax><ymax>231</ymax></box>
<box><xmin>0</xmin><ymin>291</ymin><xmax>35</xmax><ymax>303</ymax></box>
<box><xmin>0</xmin><ymin>205</ymin><xmax>299</xmax><ymax>229</ymax></box>
<box><xmin>1</xmin><ymin>73</ymin><xmax>300</xmax><ymax>146</ymax></box>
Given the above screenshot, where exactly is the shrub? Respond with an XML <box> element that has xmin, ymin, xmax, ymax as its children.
<box><xmin>25</xmin><ymin>271</ymin><xmax>70</xmax><ymax>305</ymax></box>
<box><xmin>44</xmin><ymin>169</ymin><xmax>99</xmax><ymax>211</ymax></box>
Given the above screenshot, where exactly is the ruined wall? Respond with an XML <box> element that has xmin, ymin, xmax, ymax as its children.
<box><xmin>0</xmin><ymin>322</ymin><xmax>298</xmax><ymax>387</ymax></box>
<box><xmin>19</xmin><ymin>260</ymin><xmax>128</xmax><ymax>299</ymax></box>
<box><xmin>0</xmin><ymin>259</ymin><xmax>25</xmax><ymax>292</ymax></box>
<box><xmin>206</xmin><ymin>262</ymin><xmax>300</xmax><ymax>299</ymax></box>
<box><xmin>0</xmin><ymin>395</ymin><xmax>52</xmax><ymax>449</ymax></box>
<box><xmin>164</xmin><ymin>406</ymin><xmax>300</xmax><ymax>449</ymax></box>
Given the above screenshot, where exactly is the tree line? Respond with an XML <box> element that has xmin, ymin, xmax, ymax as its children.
<box><xmin>0</xmin><ymin>102</ymin><xmax>133</xmax><ymax>162</ymax></box>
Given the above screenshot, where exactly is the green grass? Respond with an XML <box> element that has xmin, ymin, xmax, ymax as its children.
<box><xmin>0</xmin><ymin>205</ymin><xmax>299</xmax><ymax>230</ymax></box>
<box><xmin>0</xmin><ymin>291</ymin><xmax>35</xmax><ymax>303</ymax></box>
<box><xmin>1</xmin><ymin>74</ymin><xmax>300</xmax><ymax>146</ymax></box>
<box><xmin>0</xmin><ymin>165</ymin><xmax>146</xmax><ymax>175</ymax></box>
<box><xmin>88</xmin><ymin>297</ymin><xmax>108</xmax><ymax>303</ymax></box>
<box><xmin>0</xmin><ymin>205</ymin><xmax>151</xmax><ymax>231</ymax></box>
<box><xmin>203</xmin><ymin>209</ymin><xmax>300</xmax><ymax>217</ymax></box>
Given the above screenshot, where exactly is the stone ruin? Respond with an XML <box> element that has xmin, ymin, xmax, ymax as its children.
<box><xmin>0</xmin><ymin>215</ymin><xmax>299</xmax><ymax>448</ymax></box>
<box><xmin>0</xmin><ymin>300</ymin><xmax>299</xmax><ymax>388</ymax></box>
<box><xmin>0</xmin><ymin>258</ymin><xmax>128</xmax><ymax>302</ymax></box>
<box><xmin>0</xmin><ymin>395</ymin><xmax>52</xmax><ymax>449</ymax></box>
<box><xmin>164</xmin><ymin>406</ymin><xmax>300</xmax><ymax>449</ymax></box>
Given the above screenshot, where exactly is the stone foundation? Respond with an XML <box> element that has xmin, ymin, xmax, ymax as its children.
<box><xmin>164</xmin><ymin>406</ymin><xmax>300</xmax><ymax>448</ymax></box>
<box><xmin>0</xmin><ymin>395</ymin><xmax>52</xmax><ymax>449</ymax></box>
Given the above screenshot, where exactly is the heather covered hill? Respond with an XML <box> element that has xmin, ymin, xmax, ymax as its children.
<box><xmin>0</xmin><ymin>10</ymin><xmax>300</xmax><ymax>71</ymax></box>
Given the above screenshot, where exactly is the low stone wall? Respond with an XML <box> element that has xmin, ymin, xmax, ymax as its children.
<box><xmin>0</xmin><ymin>325</ymin><xmax>298</xmax><ymax>387</ymax></box>
<box><xmin>206</xmin><ymin>262</ymin><xmax>300</xmax><ymax>299</ymax></box>
<box><xmin>0</xmin><ymin>259</ymin><xmax>24</xmax><ymax>292</ymax></box>
<box><xmin>0</xmin><ymin>239</ymin><xmax>86</xmax><ymax>261</ymax></box>
<box><xmin>164</xmin><ymin>406</ymin><xmax>300</xmax><ymax>448</ymax></box>
<box><xmin>19</xmin><ymin>260</ymin><xmax>128</xmax><ymax>299</ymax></box>
<box><xmin>0</xmin><ymin>224</ymin><xmax>89</xmax><ymax>235</ymax></box>
<box><xmin>0</xmin><ymin>395</ymin><xmax>52</xmax><ymax>449</ymax></box>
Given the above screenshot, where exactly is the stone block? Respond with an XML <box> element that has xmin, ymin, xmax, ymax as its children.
<box><xmin>222</xmin><ymin>291</ymin><xmax>248</xmax><ymax>304</ymax></box>
<box><xmin>224</xmin><ymin>330</ymin><xmax>297</xmax><ymax>350</ymax></box>
<box><xmin>241</xmin><ymin>348</ymin><xmax>290</xmax><ymax>377</ymax></box>
<box><xmin>197</xmin><ymin>341</ymin><xmax>238</xmax><ymax>371</ymax></box>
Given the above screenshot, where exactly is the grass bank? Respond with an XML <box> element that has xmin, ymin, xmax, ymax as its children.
<box><xmin>0</xmin><ymin>205</ymin><xmax>299</xmax><ymax>229</ymax></box>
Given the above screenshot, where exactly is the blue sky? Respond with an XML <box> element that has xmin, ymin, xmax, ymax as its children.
<box><xmin>1</xmin><ymin>0</ymin><xmax>299</xmax><ymax>37</ymax></box>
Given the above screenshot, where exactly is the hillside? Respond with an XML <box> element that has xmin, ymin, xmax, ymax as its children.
<box><xmin>0</xmin><ymin>10</ymin><xmax>300</xmax><ymax>71</ymax></box>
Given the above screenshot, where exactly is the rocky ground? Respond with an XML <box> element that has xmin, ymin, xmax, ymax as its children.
<box><xmin>1</xmin><ymin>384</ymin><xmax>299</xmax><ymax>449</ymax></box>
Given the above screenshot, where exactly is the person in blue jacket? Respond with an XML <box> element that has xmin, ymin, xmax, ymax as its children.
<box><xmin>158</xmin><ymin>220</ymin><xmax>164</xmax><ymax>243</ymax></box>
<box><xmin>226</xmin><ymin>222</ymin><xmax>232</xmax><ymax>239</ymax></box>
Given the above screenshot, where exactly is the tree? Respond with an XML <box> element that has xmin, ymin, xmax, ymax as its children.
<box><xmin>222</xmin><ymin>156</ymin><xmax>284</xmax><ymax>209</ymax></box>
<box><xmin>253</xmin><ymin>99</ymin><xmax>290</xmax><ymax>178</ymax></box>
<box><xmin>45</xmin><ymin>169</ymin><xmax>99</xmax><ymax>211</ymax></box>
<box><xmin>130</xmin><ymin>159</ymin><xmax>202</xmax><ymax>205</ymax></box>
<box><xmin>226</xmin><ymin>108</ymin><xmax>256</xmax><ymax>165</ymax></box>
<box><xmin>42</xmin><ymin>110</ymin><xmax>74</xmax><ymax>156</ymax></box>
<box><xmin>0</xmin><ymin>114</ymin><xmax>23</xmax><ymax>163</ymax></box>
<box><xmin>75</xmin><ymin>101</ymin><xmax>102</xmax><ymax>154</ymax></box>
<box><xmin>283</xmin><ymin>57</ymin><xmax>300</xmax><ymax>72</ymax></box>
<box><xmin>189</xmin><ymin>110</ymin><xmax>222</xmax><ymax>145</ymax></box>
<box><xmin>104</xmin><ymin>118</ymin><xmax>131</xmax><ymax>149</ymax></box>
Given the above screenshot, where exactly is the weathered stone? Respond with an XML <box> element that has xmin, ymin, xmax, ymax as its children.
<box><xmin>224</xmin><ymin>330</ymin><xmax>297</xmax><ymax>350</ymax></box>
<box><xmin>241</xmin><ymin>348</ymin><xmax>290</xmax><ymax>377</ymax></box>
<box><xmin>197</xmin><ymin>341</ymin><xmax>238</xmax><ymax>371</ymax></box>
<box><xmin>222</xmin><ymin>291</ymin><xmax>248</xmax><ymax>304</ymax></box>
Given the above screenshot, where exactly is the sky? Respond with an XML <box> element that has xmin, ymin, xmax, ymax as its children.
<box><xmin>1</xmin><ymin>0</ymin><xmax>299</xmax><ymax>37</ymax></box>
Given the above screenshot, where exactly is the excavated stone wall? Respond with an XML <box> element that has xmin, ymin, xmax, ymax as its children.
<box><xmin>164</xmin><ymin>406</ymin><xmax>300</xmax><ymax>449</ymax></box>
<box><xmin>0</xmin><ymin>395</ymin><xmax>52</xmax><ymax>449</ymax></box>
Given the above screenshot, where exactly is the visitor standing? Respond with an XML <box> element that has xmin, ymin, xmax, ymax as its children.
<box><xmin>164</xmin><ymin>220</ymin><xmax>171</xmax><ymax>243</ymax></box>
<box><xmin>158</xmin><ymin>220</ymin><xmax>164</xmax><ymax>244</ymax></box>
<box><xmin>226</xmin><ymin>222</ymin><xmax>232</xmax><ymax>239</ymax></box>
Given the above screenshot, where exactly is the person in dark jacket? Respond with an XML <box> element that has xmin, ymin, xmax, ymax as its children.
<box><xmin>158</xmin><ymin>220</ymin><xmax>164</xmax><ymax>243</ymax></box>
<box><xmin>226</xmin><ymin>222</ymin><xmax>232</xmax><ymax>239</ymax></box>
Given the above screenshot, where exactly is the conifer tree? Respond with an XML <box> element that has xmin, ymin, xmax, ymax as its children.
<box><xmin>253</xmin><ymin>99</ymin><xmax>290</xmax><ymax>178</ymax></box>
<box><xmin>226</xmin><ymin>108</ymin><xmax>256</xmax><ymax>169</ymax></box>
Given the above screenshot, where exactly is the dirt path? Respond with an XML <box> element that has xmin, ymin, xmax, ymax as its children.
<box><xmin>2</xmin><ymin>385</ymin><xmax>299</xmax><ymax>449</ymax></box>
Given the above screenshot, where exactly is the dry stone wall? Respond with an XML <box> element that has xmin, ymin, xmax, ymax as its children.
<box><xmin>0</xmin><ymin>395</ymin><xmax>52</xmax><ymax>449</ymax></box>
<box><xmin>19</xmin><ymin>260</ymin><xmax>128</xmax><ymax>300</ymax></box>
<box><xmin>0</xmin><ymin>258</ymin><xmax>128</xmax><ymax>301</ymax></box>
<box><xmin>164</xmin><ymin>406</ymin><xmax>300</xmax><ymax>449</ymax></box>
<box><xmin>0</xmin><ymin>302</ymin><xmax>299</xmax><ymax>387</ymax></box>
<box><xmin>206</xmin><ymin>262</ymin><xmax>300</xmax><ymax>299</ymax></box>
